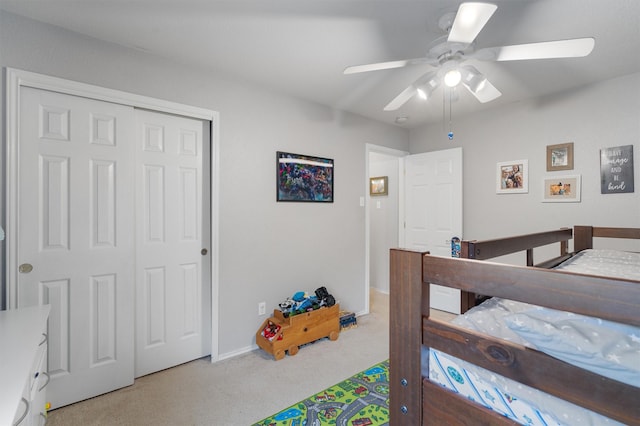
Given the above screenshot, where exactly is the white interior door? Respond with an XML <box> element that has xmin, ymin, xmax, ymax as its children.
<box><xmin>401</xmin><ymin>147</ymin><xmax>462</xmax><ymax>314</ymax></box>
<box><xmin>17</xmin><ymin>87</ymin><xmax>136</xmax><ymax>408</ymax></box>
<box><xmin>134</xmin><ymin>109</ymin><xmax>211</xmax><ymax>377</ymax></box>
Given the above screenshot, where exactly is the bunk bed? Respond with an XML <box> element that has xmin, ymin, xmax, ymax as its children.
<box><xmin>389</xmin><ymin>226</ymin><xmax>640</xmax><ymax>425</ymax></box>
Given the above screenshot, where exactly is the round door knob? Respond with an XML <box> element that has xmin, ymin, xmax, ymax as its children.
<box><xmin>201</xmin><ymin>248</ymin><xmax>208</xmax><ymax>256</ymax></box>
<box><xmin>19</xmin><ymin>263</ymin><xmax>33</xmax><ymax>273</ymax></box>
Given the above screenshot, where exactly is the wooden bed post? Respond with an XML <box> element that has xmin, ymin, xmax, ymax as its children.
<box><xmin>460</xmin><ymin>240</ymin><xmax>477</xmax><ymax>312</ymax></box>
<box><xmin>390</xmin><ymin>249</ymin><xmax>426</xmax><ymax>425</ymax></box>
<box><xmin>574</xmin><ymin>225</ymin><xmax>594</xmax><ymax>251</ymax></box>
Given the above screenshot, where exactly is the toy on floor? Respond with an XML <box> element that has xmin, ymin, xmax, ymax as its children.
<box><xmin>261</xmin><ymin>320</ymin><xmax>283</xmax><ymax>342</ymax></box>
<box><xmin>339</xmin><ymin>311</ymin><xmax>357</xmax><ymax>330</ymax></box>
<box><xmin>279</xmin><ymin>286</ymin><xmax>336</xmax><ymax>318</ymax></box>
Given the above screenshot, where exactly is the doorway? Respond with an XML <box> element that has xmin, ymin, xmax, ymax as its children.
<box><xmin>365</xmin><ymin>144</ymin><xmax>407</xmax><ymax>313</ymax></box>
<box><xmin>365</xmin><ymin>145</ymin><xmax>463</xmax><ymax>315</ymax></box>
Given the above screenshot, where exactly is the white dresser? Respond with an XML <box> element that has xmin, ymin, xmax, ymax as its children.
<box><xmin>0</xmin><ymin>305</ymin><xmax>50</xmax><ymax>426</ymax></box>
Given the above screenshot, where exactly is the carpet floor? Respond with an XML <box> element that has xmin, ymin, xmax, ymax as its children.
<box><xmin>46</xmin><ymin>291</ymin><xmax>390</xmax><ymax>425</ymax></box>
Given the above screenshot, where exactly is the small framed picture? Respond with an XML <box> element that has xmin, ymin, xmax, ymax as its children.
<box><xmin>542</xmin><ymin>175</ymin><xmax>581</xmax><ymax>202</ymax></box>
<box><xmin>369</xmin><ymin>176</ymin><xmax>388</xmax><ymax>196</ymax></box>
<box><xmin>546</xmin><ymin>142</ymin><xmax>574</xmax><ymax>171</ymax></box>
<box><xmin>496</xmin><ymin>160</ymin><xmax>528</xmax><ymax>194</ymax></box>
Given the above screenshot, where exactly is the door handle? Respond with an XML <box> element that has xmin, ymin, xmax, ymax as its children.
<box><xmin>201</xmin><ymin>249</ymin><xmax>208</xmax><ymax>256</ymax></box>
<box><xmin>19</xmin><ymin>263</ymin><xmax>33</xmax><ymax>273</ymax></box>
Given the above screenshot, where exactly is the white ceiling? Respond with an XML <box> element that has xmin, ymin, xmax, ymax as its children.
<box><xmin>1</xmin><ymin>0</ymin><xmax>639</xmax><ymax>128</ymax></box>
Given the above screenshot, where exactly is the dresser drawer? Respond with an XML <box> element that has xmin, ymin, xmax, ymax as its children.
<box><xmin>0</xmin><ymin>306</ymin><xmax>50</xmax><ymax>426</ymax></box>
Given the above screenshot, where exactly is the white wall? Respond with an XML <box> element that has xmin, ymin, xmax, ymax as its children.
<box><xmin>368</xmin><ymin>153</ymin><xmax>400</xmax><ymax>293</ymax></box>
<box><xmin>0</xmin><ymin>12</ymin><xmax>410</xmax><ymax>355</ymax></box>
<box><xmin>410</xmin><ymin>73</ymin><xmax>640</xmax><ymax>256</ymax></box>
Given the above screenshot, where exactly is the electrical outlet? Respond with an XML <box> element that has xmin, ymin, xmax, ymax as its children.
<box><xmin>258</xmin><ymin>302</ymin><xmax>266</xmax><ymax>316</ymax></box>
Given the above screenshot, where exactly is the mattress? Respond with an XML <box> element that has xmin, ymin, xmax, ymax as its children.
<box><xmin>426</xmin><ymin>249</ymin><xmax>640</xmax><ymax>426</ymax></box>
<box><xmin>427</xmin><ymin>349</ymin><xmax>622</xmax><ymax>426</ymax></box>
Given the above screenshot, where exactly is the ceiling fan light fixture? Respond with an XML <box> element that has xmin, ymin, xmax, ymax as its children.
<box><xmin>418</xmin><ymin>76</ymin><xmax>440</xmax><ymax>100</ymax></box>
<box><xmin>461</xmin><ymin>65</ymin><xmax>487</xmax><ymax>93</ymax></box>
<box><xmin>426</xmin><ymin>77</ymin><xmax>439</xmax><ymax>90</ymax></box>
<box><xmin>444</xmin><ymin>69</ymin><xmax>462</xmax><ymax>87</ymax></box>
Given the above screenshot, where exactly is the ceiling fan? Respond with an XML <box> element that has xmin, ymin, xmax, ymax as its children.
<box><xmin>344</xmin><ymin>2</ymin><xmax>595</xmax><ymax>111</ymax></box>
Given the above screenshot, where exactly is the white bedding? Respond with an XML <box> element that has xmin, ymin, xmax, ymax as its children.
<box><xmin>426</xmin><ymin>249</ymin><xmax>640</xmax><ymax>426</ymax></box>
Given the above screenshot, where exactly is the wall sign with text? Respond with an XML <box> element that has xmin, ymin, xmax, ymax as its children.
<box><xmin>600</xmin><ymin>145</ymin><xmax>634</xmax><ymax>194</ymax></box>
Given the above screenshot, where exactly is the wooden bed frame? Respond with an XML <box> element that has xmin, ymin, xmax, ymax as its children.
<box><xmin>389</xmin><ymin>226</ymin><xmax>640</xmax><ymax>425</ymax></box>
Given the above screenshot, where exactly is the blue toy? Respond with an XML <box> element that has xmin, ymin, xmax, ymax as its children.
<box><xmin>279</xmin><ymin>287</ymin><xmax>336</xmax><ymax>317</ymax></box>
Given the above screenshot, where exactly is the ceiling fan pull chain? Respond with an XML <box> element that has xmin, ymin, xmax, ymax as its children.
<box><xmin>448</xmin><ymin>89</ymin><xmax>454</xmax><ymax>140</ymax></box>
<box><xmin>442</xmin><ymin>89</ymin><xmax>446</xmax><ymax>135</ymax></box>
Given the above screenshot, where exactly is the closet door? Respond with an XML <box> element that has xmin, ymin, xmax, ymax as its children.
<box><xmin>134</xmin><ymin>109</ymin><xmax>211</xmax><ymax>377</ymax></box>
<box><xmin>17</xmin><ymin>87</ymin><xmax>136</xmax><ymax>408</ymax></box>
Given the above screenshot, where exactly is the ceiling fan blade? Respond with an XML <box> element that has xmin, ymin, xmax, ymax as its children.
<box><xmin>383</xmin><ymin>71</ymin><xmax>439</xmax><ymax>111</ymax></box>
<box><xmin>466</xmin><ymin>77</ymin><xmax>501</xmax><ymax>103</ymax></box>
<box><xmin>448</xmin><ymin>2</ymin><xmax>497</xmax><ymax>44</ymax></box>
<box><xmin>384</xmin><ymin>85</ymin><xmax>418</xmax><ymax>111</ymax></box>
<box><xmin>476</xmin><ymin>37</ymin><xmax>595</xmax><ymax>61</ymax></box>
<box><xmin>344</xmin><ymin>57</ymin><xmax>437</xmax><ymax>74</ymax></box>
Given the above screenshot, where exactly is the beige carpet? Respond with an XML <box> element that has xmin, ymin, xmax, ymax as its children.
<box><xmin>47</xmin><ymin>290</ymin><xmax>391</xmax><ymax>426</ymax></box>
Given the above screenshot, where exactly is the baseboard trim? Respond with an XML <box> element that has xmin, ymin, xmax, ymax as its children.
<box><xmin>215</xmin><ymin>344</ymin><xmax>258</xmax><ymax>362</ymax></box>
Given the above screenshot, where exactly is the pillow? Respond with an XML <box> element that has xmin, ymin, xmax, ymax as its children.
<box><xmin>504</xmin><ymin>307</ymin><xmax>640</xmax><ymax>388</ymax></box>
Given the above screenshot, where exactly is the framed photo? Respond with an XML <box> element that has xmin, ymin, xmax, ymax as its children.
<box><xmin>276</xmin><ymin>151</ymin><xmax>334</xmax><ymax>202</ymax></box>
<box><xmin>546</xmin><ymin>142</ymin><xmax>574</xmax><ymax>171</ymax></box>
<box><xmin>543</xmin><ymin>175</ymin><xmax>581</xmax><ymax>202</ymax></box>
<box><xmin>369</xmin><ymin>176</ymin><xmax>388</xmax><ymax>196</ymax></box>
<box><xmin>496</xmin><ymin>160</ymin><xmax>528</xmax><ymax>194</ymax></box>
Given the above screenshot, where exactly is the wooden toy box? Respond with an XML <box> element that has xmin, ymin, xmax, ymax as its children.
<box><xmin>256</xmin><ymin>304</ymin><xmax>340</xmax><ymax>360</ymax></box>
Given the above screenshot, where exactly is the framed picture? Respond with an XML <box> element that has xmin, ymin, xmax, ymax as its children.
<box><xmin>600</xmin><ymin>144</ymin><xmax>634</xmax><ymax>194</ymax></box>
<box><xmin>369</xmin><ymin>176</ymin><xmax>388</xmax><ymax>196</ymax></box>
<box><xmin>546</xmin><ymin>142</ymin><xmax>574</xmax><ymax>171</ymax></box>
<box><xmin>542</xmin><ymin>175</ymin><xmax>581</xmax><ymax>202</ymax></box>
<box><xmin>496</xmin><ymin>160</ymin><xmax>528</xmax><ymax>194</ymax></box>
<box><xmin>276</xmin><ymin>151</ymin><xmax>334</xmax><ymax>202</ymax></box>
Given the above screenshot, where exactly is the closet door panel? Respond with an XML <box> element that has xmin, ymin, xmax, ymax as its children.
<box><xmin>18</xmin><ymin>87</ymin><xmax>135</xmax><ymax>408</ymax></box>
<box><xmin>135</xmin><ymin>109</ymin><xmax>211</xmax><ymax>377</ymax></box>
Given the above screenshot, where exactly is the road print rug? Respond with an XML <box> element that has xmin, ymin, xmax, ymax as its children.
<box><xmin>253</xmin><ymin>360</ymin><xmax>389</xmax><ymax>426</ymax></box>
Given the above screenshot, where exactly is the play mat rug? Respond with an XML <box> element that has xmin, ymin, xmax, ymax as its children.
<box><xmin>253</xmin><ymin>360</ymin><xmax>389</xmax><ymax>426</ymax></box>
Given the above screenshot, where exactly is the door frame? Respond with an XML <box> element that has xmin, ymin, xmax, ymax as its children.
<box><xmin>364</xmin><ymin>143</ymin><xmax>408</xmax><ymax>313</ymax></box>
<box><xmin>4</xmin><ymin>68</ymin><xmax>221</xmax><ymax>360</ymax></box>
